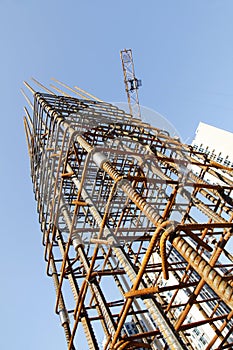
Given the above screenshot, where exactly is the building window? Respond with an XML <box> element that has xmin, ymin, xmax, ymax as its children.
<box><xmin>224</xmin><ymin>156</ymin><xmax>231</xmax><ymax>166</ymax></box>
<box><xmin>200</xmin><ymin>335</ymin><xmax>207</xmax><ymax>346</ymax></box>
<box><xmin>193</xmin><ymin>327</ymin><xmax>200</xmax><ymax>336</ymax></box>
<box><xmin>217</xmin><ymin>153</ymin><xmax>223</xmax><ymax>163</ymax></box>
<box><xmin>199</xmin><ymin>144</ymin><xmax>204</xmax><ymax>153</ymax></box>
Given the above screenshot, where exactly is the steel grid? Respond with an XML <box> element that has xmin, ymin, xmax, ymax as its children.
<box><xmin>23</xmin><ymin>80</ymin><xmax>233</xmax><ymax>350</ymax></box>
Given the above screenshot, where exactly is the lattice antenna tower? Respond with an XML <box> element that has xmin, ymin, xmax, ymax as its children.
<box><xmin>22</xmin><ymin>77</ymin><xmax>233</xmax><ymax>350</ymax></box>
<box><xmin>120</xmin><ymin>48</ymin><xmax>142</xmax><ymax>119</ymax></box>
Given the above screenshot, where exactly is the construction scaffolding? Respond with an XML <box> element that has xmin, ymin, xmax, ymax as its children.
<box><xmin>23</xmin><ymin>79</ymin><xmax>233</xmax><ymax>350</ymax></box>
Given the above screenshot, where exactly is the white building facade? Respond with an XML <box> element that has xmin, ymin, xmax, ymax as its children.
<box><xmin>192</xmin><ymin>122</ymin><xmax>233</xmax><ymax>168</ymax></box>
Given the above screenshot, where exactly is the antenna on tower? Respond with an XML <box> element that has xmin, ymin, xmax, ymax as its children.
<box><xmin>120</xmin><ymin>48</ymin><xmax>142</xmax><ymax>119</ymax></box>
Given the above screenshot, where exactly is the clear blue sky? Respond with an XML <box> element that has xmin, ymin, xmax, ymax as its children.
<box><xmin>1</xmin><ymin>1</ymin><xmax>233</xmax><ymax>349</ymax></box>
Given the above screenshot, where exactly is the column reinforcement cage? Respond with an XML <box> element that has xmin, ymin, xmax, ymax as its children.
<box><xmin>23</xmin><ymin>80</ymin><xmax>233</xmax><ymax>350</ymax></box>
